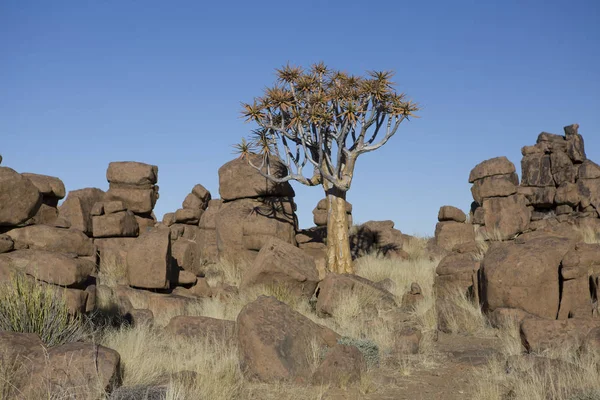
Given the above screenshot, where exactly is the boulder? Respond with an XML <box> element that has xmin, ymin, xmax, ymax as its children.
<box><xmin>438</xmin><ymin>206</ymin><xmax>467</xmax><ymax>223</ymax></box>
<box><xmin>0</xmin><ymin>167</ymin><xmax>42</xmax><ymax>226</ymax></box>
<box><xmin>19</xmin><ymin>342</ymin><xmax>121</xmax><ymax>399</ymax></box>
<box><xmin>0</xmin><ymin>250</ymin><xmax>95</xmax><ymax>286</ymax></box>
<box><xmin>517</xmin><ymin>186</ymin><xmax>556</xmax><ymax>208</ymax></box>
<box><xmin>58</xmin><ymin>188</ymin><xmax>105</xmax><ymax>235</ymax></box>
<box><xmin>174</xmin><ymin>208</ymin><xmax>202</xmax><ymax>225</ymax></box>
<box><xmin>5</xmin><ymin>225</ymin><xmax>95</xmax><ymax>256</ymax></box>
<box><xmin>103</xmin><ymin>201</ymin><xmax>127</xmax><ymax>214</ymax></box>
<box><xmin>468</xmin><ymin>157</ymin><xmax>516</xmax><ymax>183</ymax></box>
<box><xmin>198</xmin><ymin>199</ymin><xmax>222</xmax><ymax>229</ymax></box>
<box><xmin>555</xmin><ymin>182</ymin><xmax>580</xmax><ymax>207</ymax></box>
<box><xmin>93</xmin><ymin>211</ymin><xmax>139</xmax><ymax>238</ymax></box>
<box><xmin>520</xmin><ymin>318</ymin><xmax>600</xmax><ymax>353</ymax></box>
<box><xmin>237</xmin><ymin>296</ymin><xmax>339</xmax><ymax>382</ymax></box>
<box><xmin>182</xmin><ymin>184</ymin><xmax>211</xmax><ymax>210</ymax></box>
<box><xmin>21</xmin><ymin>173</ymin><xmax>66</xmax><ymax>200</ymax></box>
<box><xmin>578</xmin><ymin>160</ymin><xmax>600</xmax><ymax>180</ymax></box>
<box><xmin>482</xmin><ymin>194</ymin><xmax>531</xmax><ymax>240</ymax></box>
<box><xmin>171</xmin><ymin>238</ymin><xmax>200</xmax><ymax>275</ymax></box>
<box><xmin>0</xmin><ymin>331</ymin><xmax>45</xmax><ymax>365</ymax></box>
<box><xmin>434</xmin><ymin>221</ymin><xmax>475</xmax><ymax>251</ymax></box>
<box><xmin>165</xmin><ymin>315</ymin><xmax>235</xmax><ymax>342</ymax></box>
<box><xmin>471</xmin><ymin>173</ymin><xmax>519</xmax><ymax>204</ymax></box>
<box><xmin>241</xmin><ymin>237</ymin><xmax>319</xmax><ymax>297</ymax></box>
<box><xmin>521</xmin><ymin>153</ymin><xmax>554</xmax><ymax>187</ymax></box>
<box><xmin>218</xmin><ymin>155</ymin><xmax>295</xmax><ymax>201</ymax></box>
<box><xmin>578</xmin><ymin>178</ymin><xmax>600</xmax><ymax>211</ymax></box>
<box><xmin>312</xmin><ymin>344</ymin><xmax>366</xmax><ymax>386</ymax></box>
<box><xmin>0</xmin><ymin>234</ymin><xmax>14</xmax><ymax>254</ymax></box>
<box><xmin>106</xmin><ymin>161</ymin><xmax>158</xmax><ymax>185</ymax></box>
<box><xmin>95</xmin><ymin>238</ymin><xmax>136</xmax><ymax>285</ymax></box>
<box><xmin>106</xmin><ymin>184</ymin><xmax>158</xmax><ymax>215</ymax></box>
<box><xmin>550</xmin><ymin>151</ymin><xmax>576</xmax><ymax>185</ymax></box>
<box><xmin>481</xmin><ymin>236</ymin><xmax>575</xmax><ymax>319</ymax></box>
<box><xmin>126</xmin><ymin>227</ymin><xmax>171</xmax><ymax>289</ymax></box>
<box><xmin>316</xmin><ymin>273</ymin><xmax>397</xmax><ymax>317</ymax></box>
<box><xmin>557</xmin><ymin>276</ymin><xmax>592</xmax><ymax>319</ymax></box>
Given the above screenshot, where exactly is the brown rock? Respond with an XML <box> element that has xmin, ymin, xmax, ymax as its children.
<box><xmin>578</xmin><ymin>178</ymin><xmax>600</xmax><ymax>211</ymax></box>
<box><xmin>19</xmin><ymin>342</ymin><xmax>121</xmax><ymax>399</ymax></box>
<box><xmin>0</xmin><ymin>167</ymin><xmax>42</xmax><ymax>226</ymax></box>
<box><xmin>176</xmin><ymin>269</ymin><xmax>197</xmax><ymax>286</ymax></box>
<box><xmin>182</xmin><ymin>184</ymin><xmax>211</xmax><ymax>210</ymax></box>
<box><xmin>469</xmin><ymin>157</ymin><xmax>516</xmax><ymax>183</ymax></box>
<box><xmin>578</xmin><ymin>160</ymin><xmax>600</xmax><ymax>179</ymax></box>
<box><xmin>237</xmin><ymin>296</ymin><xmax>339</xmax><ymax>382</ymax></box>
<box><xmin>106</xmin><ymin>183</ymin><xmax>158</xmax><ymax>214</ymax></box>
<box><xmin>556</xmin><ymin>204</ymin><xmax>573</xmax><ymax>215</ymax></box>
<box><xmin>555</xmin><ymin>182</ymin><xmax>580</xmax><ymax>207</ymax></box>
<box><xmin>567</xmin><ymin>133</ymin><xmax>586</xmax><ymax>163</ymax></box>
<box><xmin>488</xmin><ymin>307</ymin><xmax>535</xmax><ymax>329</ymax></box>
<box><xmin>162</xmin><ymin>212</ymin><xmax>176</xmax><ymax>226</ymax></box>
<box><xmin>557</xmin><ymin>277</ymin><xmax>592</xmax><ymax>319</ymax></box>
<box><xmin>520</xmin><ymin>318</ymin><xmax>600</xmax><ymax>353</ymax></box>
<box><xmin>517</xmin><ymin>186</ymin><xmax>556</xmax><ymax>207</ymax></box>
<box><xmin>58</xmin><ymin>188</ymin><xmax>105</xmax><ymax>235</ymax></box>
<box><xmin>126</xmin><ymin>227</ymin><xmax>171</xmax><ymax>289</ymax></box>
<box><xmin>312</xmin><ymin>344</ymin><xmax>366</xmax><ymax>386</ymax></box>
<box><xmin>95</xmin><ymin>238</ymin><xmax>136</xmax><ymax>285</ymax></box>
<box><xmin>198</xmin><ymin>199</ymin><xmax>222</xmax><ymax>229</ymax></box>
<box><xmin>313</xmin><ymin>208</ymin><xmax>328</xmax><ymax>226</ymax></box>
<box><xmin>104</xmin><ymin>200</ymin><xmax>126</xmax><ymax>214</ymax></box>
<box><xmin>471</xmin><ymin>173</ymin><xmax>518</xmax><ymax>203</ymax></box>
<box><xmin>521</xmin><ymin>153</ymin><xmax>554</xmax><ymax>187</ymax></box>
<box><xmin>434</xmin><ymin>221</ymin><xmax>475</xmax><ymax>251</ymax></box>
<box><xmin>93</xmin><ymin>211</ymin><xmax>139</xmax><ymax>238</ymax></box>
<box><xmin>5</xmin><ymin>225</ymin><xmax>95</xmax><ymax>256</ymax></box>
<box><xmin>106</xmin><ymin>161</ymin><xmax>158</xmax><ymax>185</ymax></box>
<box><xmin>482</xmin><ymin>194</ymin><xmax>531</xmax><ymax>240</ymax></box>
<box><xmin>171</xmin><ymin>238</ymin><xmax>200</xmax><ymax>275</ymax></box>
<box><xmin>241</xmin><ymin>237</ymin><xmax>319</xmax><ymax>298</ymax></box>
<box><xmin>481</xmin><ymin>236</ymin><xmax>575</xmax><ymax>319</ymax></box>
<box><xmin>316</xmin><ymin>273</ymin><xmax>397</xmax><ymax>317</ymax></box>
<box><xmin>0</xmin><ymin>331</ymin><xmax>45</xmax><ymax>365</ymax></box>
<box><xmin>135</xmin><ymin>215</ymin><xmax>156</xmax><ymax>234</ymax></box>
<box><xmin>550</xmin><ymin>151</ymin><xmax>576</xmax><ymax>185</ymax></box>
<box><xmin>438</xmin><ymin>205</ymin><xmax>467</xmax><ymax>223</ymax></box>
<box><xmin>0</xmin><ymin>234</ymin><xmax>14</xmax><ymax>254</ymax></box>
<box><xmin>0</xmin><ymin>250</ymin><xmax>94</xmax><ymax>286</ymax></box>
<box><xmin>174</xmin><ymin>208</ymin><xmax>202</xmax><ymax>224</ymax></box>
<box><xmin>436</xmin><ymin>252</ymin><xmax>480</xmax><ymax>276</ymax></box>
<box><xmin>392</xmin><ymin>327</ymin><xmax>422</xmax><ymax>355</ymax></box>
<box><xmin>21</xmin><ymin>173</ymin><xmax>66</xmax><ymax>199</ymax></box>
<box><xmin>165</xmin><ymin>315</ymin><xmax>235</xmax><ymax>342</ymax></box>
<box><xmin>126</xmin><ymin>308</ymin><xmax>154</xmax><ymax>327</ymax></box>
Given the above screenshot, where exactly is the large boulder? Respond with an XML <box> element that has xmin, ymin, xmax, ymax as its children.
<box><xmin>105</xmin><ymin>184</ymin><xmax>158</xmax><ymax>215</ymax></box>
<box><xmin>0</xmin><ymin>331</ymin><xmax>45</xmax><ymax>365</ymax></box>
<box><xmin>481</xmin><ymin>236</ymin><xmax>576</xmax><ymax>319</ymax></box>
<box><xmin>182</xmin><ymin>184</ymin><xmax>211</xmax><ymax>210</ymax></box>
<box><xmin>0</xmin><ymin>250</ymin><xmax>95</xmax><ymax>286</ymax></box>
<box><xmin>434</xmin><ymin>221</ymin><xmax>475</xmax><ymax>251</ymax></box>
<box><xmin>106</xmin><ymin>161</ymin><xmax>158</xmax><ymax>185</ymax></box>
<box><xmin>126</xmin><ymin>227</ymin><xmax>171</xmax><ymax>289</ymax></box>
<box><xmin>312</xmin><ymin>344</ymin><xmax>366</xmax><ymax>386</ymax></box>
<box><xmin>578</xmin><ymin>178</ymin><xmax>600</xmax><ymax>212</ymax></box>
<box><xmin>58</xmin><ymin>188</ymin><xmax>105</xmax><ymax>235</ymax></box>
<box><xmin>482</xmin><ymin>194</ymin><xmax>531</xmax><ymax>240</ymax></box>
<box><xmin>241</xmin><ymin>237</ymin><xmax>319</xmax><ymax>297</ymax></box>
<box><xmin>0</xmin><ymin>167</ymin><xmax>42</xmax><ymax>226</ymax></box>
<box><xmin>520</xmin><ymin>318</ymin><xmax>600</xmax><ymax>353</ymax></box>
<box><xmin>5</xmin><ymin>225</ymin><xmax>95</xmax><ymax>256</ymax></box>
<box><xmin>471</xmin><ymin>173</ymin><xmax>519</xmax><ymax>204</ymax></box>
<box><xmin>92</xmin><ymin>211</ymin><xmax>139</xmax><ymax>238</ymax></box>
<box><xmin>468</xmin><ymin>156</ymin><xmax>516</xmax><ymax>183</ymax></box>
<box><xmin>438</xmin><ymin>206</ymin><xmax>467</xmax><ymax>223</ymax></box>
<box><xmin>237</xmin><ymin>296</ymin><xmax>339</xmax><ymax>382</ymax></box>
<box><xmin>218</xmin><ymin>155</ymin><xmax>295</xmax><ymax>201</ymax></box>
<box><xmin>521</xmin><ymin>153</ymin><xmax>554</xmax><ymax>187</ymax></box>
<box><xmin>165</xmin><ymin>315</ymin><xmax>235</xmax><ymax>343</ymax></box>
<box><xmin>21</xmin><ymin>173</ymin><xmax>66</xmax><ymax>201</ymax></box>
<box><xmin>550</xmin><ymin>151</ymin><xmax>576</xmax><ymax>185</ymax></box>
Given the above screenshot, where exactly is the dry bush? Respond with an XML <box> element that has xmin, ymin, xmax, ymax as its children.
<box><xmin>0</xmin><ymin>273</ymin><xmax>90</xmax><ymax>346</ymax></box>
<box><xmin>101</xmin><ymin>324</ymin><xmax>241</xmax><ymax>400</ymax></box>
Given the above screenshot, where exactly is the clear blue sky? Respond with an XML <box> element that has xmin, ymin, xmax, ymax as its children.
<box><xmin>2</xmin><ymin>0</ymin><xmax>599</xmax><ymax>236</ymax></box>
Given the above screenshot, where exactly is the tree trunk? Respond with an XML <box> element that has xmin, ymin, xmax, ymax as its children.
<box><xmin>325</xmin><ymin>185</ymin><xmax>353</xmax><ymax>274</ymax></box>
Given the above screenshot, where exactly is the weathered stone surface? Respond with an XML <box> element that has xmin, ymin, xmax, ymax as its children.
<box><xmin>59</xmin><ymin>188</ymin><xmax>105</xmax><ymax>235</ymax></box>
<box><xmin>198</xmin><ymin>199</ymin><xmax>222</xmax><ymax>229</ymax></box>
<box><xmin>469</xmin><ymin>157</ymin><xmax>516</xmax><ymax>183</ymax></box>
<box><xmin>95</xmin><ymin>238</ymin><xmax>136</xmax><ymax>285</ymax></box>
<box><xmin>0</xmin><ymin>234</ymin><xmax>14</xmax><ymax>254</ymax></box>
<box><xmin>93</xmin><ymin>211</ymin><xmax>139</xmax><ymax>238</ymax></box>
<box><xmin>521</xmin><ymin>153</ymin><xmax>554</xmax><ymax>187</ymax></box>
<box><xmin>171</xmin><ymin>238</ymin><xmax>200</xmax><ymax>275</ymax></box>
<box><xmin>316</xmin><ymin>273</ymin><xmax>397</xmax><ymax>317</ymax></box>
<box><xmin>579</xmin><ymin>160</ymin><xmax>600</xmax><ymax>179</ymax></box>
<box><xmin>104</xmin><ymin>201</ymin><xmax>127</xmax><ymax>214</ymax></box>
<box><xmin>471</xmin><ymin>173</ymin><xmax>518</xmax><ymax>204</ymax></box>
<box><xmin>392</xmin><ymin>327</ymin><xmax>422</xmax><ymax>355</ymax></box>
<box><xmin>175</xmin><ymin>269</ymin><xmax>196</xmax><ymax>286</ymax></box>
<box><xmin>182</xmin><ymin>184</ymin><xmax>211</xmax><ymax>211</ymax></box>
<box><xmin>0</xmin><ymin>331</ymin><xmax>45</xmax><ymax>364</ymax></box>
<box><xmin>165</xmin><ymin>315</ymin><xmax>235</xmax><ymax>342</ymax></box>
<box><xmin>312</xmin><ymin>344</ymin><xmax>366</xmax><ymax>386</ymax></box>
<box><xmin>567</xmin><ymin>133</ymin><xmax>586</xmax><ymax>163</ymax></box>
<box><xmin>0</xmin><ymin>250</ymin><xmax>94</xmax><ymax>286</ymax></box>
<box><xmin>21</xmin><ymin>173</ymin><xmax>66</xmax><ymax>199</ymax></box>
<box><xmin>0</xmin><ymin>167</ymin><xmax>42</xmax><ymax>226</ymax></box>
<box><xmin>241</xmin><ymin>237</ymin><xmax>319</xmax><ymax>297</ymax></box>
<box><xmin>436</xmin><ymin>252</ymin><xmax>480</xmax><ymax>276</ymax></box>
<box><xmin>19</xmin><ymin>342</ymin><xmax>121</xmax><ymax>399</ymax></box>
<box><xmin>438</xmin><ymin>206</ymin><xmax>467</xmax><ymax>223</ymax></box>
<box><xmin>174</xmin><ymin>208</ymin><xmax>202</xmax><ymax>224</ymax></box>
<box><xmin>488</xmin><ymin>308</ymin><xmax>535</xmax><ymax>329</ymax></box>
<box><xmin>434</xmin><ymin>221</ymin><xmax>475</xmax><ymax>251</ymax></box>
<box><xmin>126</xmin><ymin>308</ymin><xmax>154</xmax><ymax>327</ymax></box>
<box><xmin>578</xmin><ymin>178</ymin><xmax>600</xmax><ymax>211</ymax></box>
<box><xmin>556</xmin><ymin>204</ymin><xmax>572</xmax><ymax>215</ymax></box>
<box><xmin>162</xmin><ymin>212</ymin><xmax>176</xmax><ymax>226</ymax></box>
<box><xmin>481</xmin><ymin>236</ymin><xmax>575</xmax><ymax>319</ymax></box>
<box><xmin>107</xmin><ymin>161</ymin><xmax>158</xmax><ymax>185</ymax></box>
<box><xmin>237</xmin><ymin>296</ymin><xmax>339</xmax><ymax>382</ymax></box>
<box><xmin>482</xmin><ymin>194</ymin><xmax>531</xmax><ymax>240</ymax></box>
<box><xmin>550</xmin><ymin>151</ymin><xmax>576</xmax><ymax>185</ymax></box>
<box><xmin>555</xmin><ymin>182</ymin><xmax>580</xmax><ymax>207</ymax></box>
<box><xmin>127</xmin><ymin>228</ymin><xmax>171</xmax><ymax>289</ymax></box>
<box><xmin>5</xmin><ymin>225</ymin><xmax>95</xmax><ymax>256</ymax></box>
<box><xmin>216</xmin><ymin>197</ymin><xmax>296</xmax><ymax>260</ymax></box>
<box><xmin>106</xmin><ymin>184</ymin><xmax>158</xmax><ymax>215</ymax></box>
<box><xmin>313</xmin><ymin>208</ymin><xmax>328</xmax><ymax>226</ymax></box>
<box><xmin>520</xmin><ymin>318</ymin><xmax>600</xmax><ymax>353</ymax></box>
<box><xmin>218</xmin><ymin>155</ymin><xmax>295</xmax><ymax>201</ymax></box>
<box><xmin>135</xmin><ymin>215</ymin><xmax>156</xmax><ymax>234</ymax></box>
<box><xmin>517</xmin><ymin>186</ymin><xmax>556</xmax><ymax>207</ymax></box>
<box><xmin>557</xmin><ymin>277</ymin><xmax>592</xmax><ymax>319</ymax></box>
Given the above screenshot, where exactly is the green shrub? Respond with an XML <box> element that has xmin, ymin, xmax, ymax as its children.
<box><xmin>0</xmin><ymin>273</ymin><xmax>89</xmax><ymax>346</ymax></box>
<box><xmin>337</xmin><ymin>336</ymin><xmax>380</xmax><ymax>369</ymax></box>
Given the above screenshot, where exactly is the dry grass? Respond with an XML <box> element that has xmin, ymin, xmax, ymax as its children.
<box><xmin>97</xmin><ymin>254</ymin><xmax>128</xmax><ymax>287</ymax></box>
<box><xmin>576</xmin><ymin>225</ymin><xmax>600</xmax><ymax>245</ymax></box>
<box><xmin>437</xmin><ymin>288</ymin><xmax>494</xmax><ymax>336</ymax></box>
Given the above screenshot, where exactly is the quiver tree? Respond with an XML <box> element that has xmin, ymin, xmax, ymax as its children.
<box><xmin>239</xmin><ymin>62</ymin><xmax>418</xmax><ymax>274</ymax></box>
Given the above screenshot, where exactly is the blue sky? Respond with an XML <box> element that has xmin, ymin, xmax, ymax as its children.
<box><xmin>2</xmin><ymin>0</ymin><xmax>599</xmax><ymax>236</ymax></box>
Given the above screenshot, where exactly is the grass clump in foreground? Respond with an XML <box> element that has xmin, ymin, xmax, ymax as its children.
<box><xmin>0</xmin><ymin>273</ymin><xmax>90</xmax><ymax>346</ymax></box>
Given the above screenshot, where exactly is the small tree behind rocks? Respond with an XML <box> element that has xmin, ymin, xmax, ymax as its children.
<box><xmin>240</xmin><ymin>63</ymin><xmax>418</xmax><ymax>273</ymax></box>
